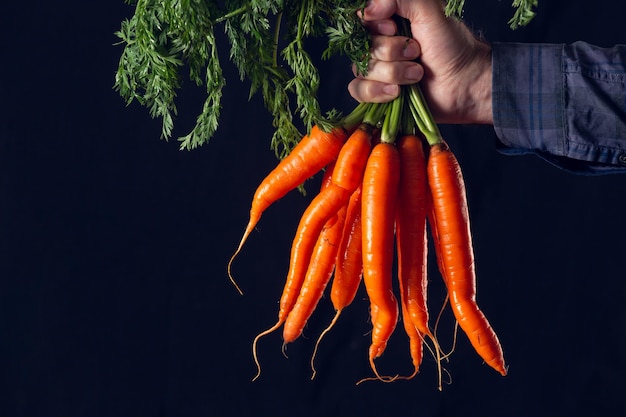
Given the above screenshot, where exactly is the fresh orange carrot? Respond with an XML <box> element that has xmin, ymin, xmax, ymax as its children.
<box><xmin>228</xmin><ymin>125</ymin><xmax>347</xmax><ymax>294</ymax></box>
<box><xmin>253</xmin><ymin>122</ymin><xmax>372</xmax><ymax>379</ymax></box>
<box><xmin>308</xmin><ymin>186</ymin><xmax>364</xmax><ymax>379</ymax></box>
<box><xmin>330</xmin><ymin>124</ymin><xmax>374</xmax><ymax>191</ymax></box>
<box><xmin>395</xmin><ymin>134</ymin><xmax>431</xmax><ymax>338</ymax></box>
<box><xmin>282</xmin><ymin>202</ymin><xmax>348</xmax><ymax>343</ymax></box>
<box><xmin>361</xmin><ymin>142</ymin><xmax>400</xmax><ymax>378</ymax></box>
<box><xmin>279</xmin><ymin>185</ymin><xmax>349</xmax><ymax>325</ymax></box>
<box><xmin>427</xmin><ymin>142</ymin><xmax>507</xmax><ymax>376</ymax></box>
<box><xmin>399</xmin><ymin>298</ymin><xmax>424</xmax><ymax>379</ymax></box>
<box><xmin>279</xmin><ymin>124</ymin><xmax>373</xmax><ymax>326</ymax></box>
<box><xmin>395</xmin><ymin>134</ymin><xmax>430</xmax><ymax>378</ymax></box>
<box><xmin>251</xmin><ymin>163</ymin><xmax>336</xmax><ymax>381</ymax></box>
<box><xmin>330</xmin><ymin>186</ymin><xmax>364</xmax><ymax>311</ymax></box>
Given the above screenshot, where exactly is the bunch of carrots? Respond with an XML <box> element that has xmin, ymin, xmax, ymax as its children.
<box><xmin>227</xmin><ymin>84</ymin><xmax>507</xmax><ymax>385</ymax></box>
<box><xmin>228</xmin><ymin>19</ymin><xmax>507</xmax><ymax>385</ymax></box>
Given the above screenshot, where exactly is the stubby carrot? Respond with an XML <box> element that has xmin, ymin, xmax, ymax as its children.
<box><xmin>361</xmin><ymin>142</ymin><xmax>401</xmax><ymax>379</ymax></box>
<box><xmin>427</xmin><ymin>142</ymin><xmax>507</xmax><ymax>376</ymax></box>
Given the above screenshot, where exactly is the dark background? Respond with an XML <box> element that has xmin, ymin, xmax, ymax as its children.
<box><xmin>2</xmin><ymin>1</ymin><xmax>625</xmax><ymax>416</ymax></box>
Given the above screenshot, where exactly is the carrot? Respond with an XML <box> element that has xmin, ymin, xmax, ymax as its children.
<box><xmin>253</xmin><ymin>124</ymin><xmax>373</xmax><ymax>380</ymax></box>
<box><xmin>228</xmin><ymin>125</ymin><xmax>348</xmax><ymax>294</ymax></box>
<box><xmin>279</xmin><ymin>124</ymin><xmax>373</xmax><ymax>326</ymax></box>
<box><xmin>395</xmin><ymin>134</ymin><xmax>430</xmax><ymax>378</ymax></box>
<box><xmin>398</xmin><ymin>298</ymin><xmax>424</xmax><ymax>379</ymax></box>
<box><xmin>310</xmin><ymin>186</ymin><xmax>363</xmax><ymax>378</ymax></box>
<box><xmin>279</xmin><ymin>185</ymin><xmax>349</xmax><ymax>324</ymax></box>
<box><xmin>361</xmin><ymin>142</ymin><xmax>400</xmax><ymax>380</ymax></box>
<box><xmin>282</xmin><ymin>202</ymin><xmax>348</xmax><ymax>344</ymax></box>
<box><xmin>330</xmin><ymin>186</ymin><xmax>364</xmax><ymax>311</ymax></box>
<box><xmin>395</xmin><ymin>134</ymin><xmax>431</xmax><ymax>338</ymax></box>
<box><xmin>251</xmin><ymin>163</ymin><xmax>336</xmax><ymax>381</ymax></box>
<box><xmin>330</xmin><ymin>124</ymin><xmax>374</xmax><ymax>191</ymax></box>
<box><xmin>427</xmin><ymin>142</ymin><xmax>507</xmax><ymax>376</ymax></box>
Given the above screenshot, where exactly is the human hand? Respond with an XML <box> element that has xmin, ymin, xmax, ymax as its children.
<box><xmin>348</xmin><ymin>0</ymin><xmax>493</xmax><ymax>124</ymax></box>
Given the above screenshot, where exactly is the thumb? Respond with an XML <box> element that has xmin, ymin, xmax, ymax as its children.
<box><xmin>395</xmin><ymin>0</ymin><xmax>447</xmax><ymax>26</ymax></box>
<box><xmin>363</xmin><ymin>0</ymin><xmax>447</xmax><ymax>24</ymax></box>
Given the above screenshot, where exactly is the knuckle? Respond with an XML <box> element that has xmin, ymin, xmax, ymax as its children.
<box><xmin>369</xmin><ymin>38</ymin><xmax>389</xmax><ymax>61</ymax></box>
<box><xmin>370</xmin><ymin>61</ymin><xmax>404</xmax><ymax>84</ymax></box>
<box><xmin>348</xmin><ymin>79</ymin><xmax>385</xmax><ymax>103</ymax></box>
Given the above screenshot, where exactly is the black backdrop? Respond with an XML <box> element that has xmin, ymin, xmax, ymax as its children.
<box><xmin>2</xmin><ymin>1</ymin><xmax>625</xmax><ymax>416</ymax></box>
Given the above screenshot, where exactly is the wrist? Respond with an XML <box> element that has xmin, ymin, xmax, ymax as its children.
<box><xmin>424</xmin><ymin>33</ymin><xmax>494</xmax><ymax>125</ymax></box>
<box><xmin>460</xmin><ymin>42</ymin><xmax>493</xmax><ymax>125</ymax></box>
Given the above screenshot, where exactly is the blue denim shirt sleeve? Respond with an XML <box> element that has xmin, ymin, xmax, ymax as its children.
<box><xmin>492</xmin><ymin>42</ymin><xmax>626</xmax><ymax>174</ymax></box>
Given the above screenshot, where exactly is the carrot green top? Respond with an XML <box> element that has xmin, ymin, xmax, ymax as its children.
<box><xmin>114</xmin><ymin>0</ymin><xmax>538</xmax><ymax>156</ymax></box>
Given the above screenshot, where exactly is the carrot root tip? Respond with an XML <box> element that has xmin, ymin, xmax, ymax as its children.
<box><xmin>309</xmin><ymin>309</ymin><xmax>342</xmax><ymax>380</ymax></box>
<box><xmin>227</xmin><ymin>247</ymin><xmax>245</xmax><ymax>295</ymax></box>
<box><xmin>251</xmin><ymin>320</ymin><xmax>284</xmax><ymax>381</ymax></box>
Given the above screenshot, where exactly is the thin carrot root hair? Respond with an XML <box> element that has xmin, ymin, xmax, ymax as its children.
<box><xmin>227</xmin><ymin>220</ymin><xmax>266</xmax><ymax>294</ymax></box>
<box><xmin>441</xmin><ymin>321</ymin><xmax>460</xmax><ymax>362</ymax></box>
<box><xmin>227</xmin><ymin>246</ymin><xmax>246</xmax><ymax>295</ymax></box>
<box><xmin>396</xmin><ymin>329</ymin><xmax>432</xmax><ymax>380</ymax></box>
<box><xmin>251</xmin><ymin>319</ymin><xmax>284</xmax><ymax>381</ymax></box>
<box><xmin>356</xmin><ymin>357</ymin><xmax>400</xmax><ymax>385</ymax></box>
<box><xmin>427</xmin><ymin>293</ymin><xmax>460</xmax><ymax>390</ymax></box>
<box><xmin>355</xmin><ymin>328</ymin><xmax>401</xmax><ymax>384</ymax></box>
<box><xmin>432</xmin><ymin>293</ymin><xmax>456</xmax><ymax>362</ymax></box>
<box><xmin>309</xmin><ymin>309</ymin><xmax>342</xmax><ymax>380</ymax></box>
<box><xmin>418</xmin><ymin>330</ymin><xmax>447</xmax><ymax>391</ymax></box>
<box><xmin>389</xmin><ymin>320</ymin><xmax>447</xmax><ymax>384</ymax></box>
<box><xmin>360</xmin><ymin>319</ymin><xmax>401</xmax><ymax>384</ymax></box>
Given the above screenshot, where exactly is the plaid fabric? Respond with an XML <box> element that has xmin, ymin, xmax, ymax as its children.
<box><xmin>492</xmin><ymin>42</ymin><xmax>626</xmax><ymax>174</ymax></box>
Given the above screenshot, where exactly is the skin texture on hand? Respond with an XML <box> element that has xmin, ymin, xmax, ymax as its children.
<box><xmin>348</xmin><ymin>0</ymin><xmax>493</xmax><ymax>125</ymax></box>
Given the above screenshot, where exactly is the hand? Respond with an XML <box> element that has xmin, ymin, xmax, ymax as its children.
<box><xmin>348</xmin><ymin>0</ymin><xmax>493</xmax><ymax>124</ymax></box>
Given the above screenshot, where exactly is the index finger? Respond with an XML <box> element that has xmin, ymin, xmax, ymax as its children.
<box><xmin>360</xmin><ymin>0</ymin><xmax>398</xmax><ymax>22</ymax></box>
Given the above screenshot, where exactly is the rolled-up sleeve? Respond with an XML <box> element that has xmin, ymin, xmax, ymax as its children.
<box><xmin>492</xmin><ymin>42</ymin><xmax>626</xmax><ymax>174</ymax></box>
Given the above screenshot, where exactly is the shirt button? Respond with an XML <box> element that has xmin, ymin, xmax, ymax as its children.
<box><xmin>620</xmin><ymin>154</ymin><xmax>626</xmax><ymax>166</ymax></box>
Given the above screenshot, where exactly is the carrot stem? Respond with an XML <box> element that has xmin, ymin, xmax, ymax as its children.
<box><xmin>395</xmin><ymin>16</ymin><xmax>442</xmax><ymax>145</ymax></box>
<box><xmin>380</xmin><ymin>94</ymin><xmax>403</xmax><ymax>144</ymax></box>
<box><xmin>341</xmin><ymin>102</ymin><xmax>371</xmax><ymax>130</ymax></box>
<box><xmin>407</xmin><ymin>84</ymin><xmax>442</xmax><ymax>145</ymax></box>
<box><xmin>363</xmin><ymin>102</ymin><xmax>389</xmax><ymax>127</ymax></box>
<box><xmin>214</xmin><ymin>5</ymin><xmax>248</xmax><ymax>23</ymax></box>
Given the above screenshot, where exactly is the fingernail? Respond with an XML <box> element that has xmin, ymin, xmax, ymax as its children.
<box><xmin>382</xmin><ymin>84</ymin><xmax>399</xmax><ymax>96</ymax></box>
<box><xmin>404</xmin><ymin>65</ymin><xmax>422</xmax><ymax>81</ymax></box>
<box><xmin>402</xmin><ymin>41</ymin><xmax>419</xmax><ymax>58</ymax></box>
